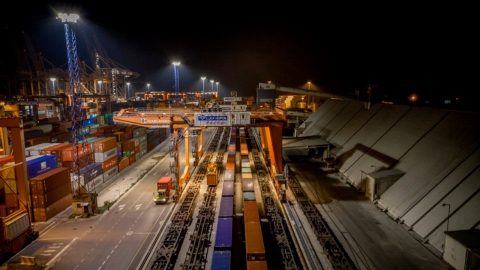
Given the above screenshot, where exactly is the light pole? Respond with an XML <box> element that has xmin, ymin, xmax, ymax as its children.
<box><xmin>147</xmin><ymin>83</ymin><xmax>151</xmax><ymax>91</ymax></box>
<box><xmin>441</xmin><ymin>203</ymin><xmax>451</xmax><ymax>231</ymax></box>
<box><xmin>97</xmin><ymin>80</ymin><xmax>103</xmax><ymax>94</ymax></box>
<box><xmin>172</xmin><ymin>62</ymin><xmax>181</xmax><ymax>94</ymax></box>
<box><xmin>126</xmin><ymin>82</ymin><xmax>131</xmax><ymax>100</ymax></box>
<box><xmin>50</xmin><ymin>78</ymin><xmax>57</xmax><ymax>95</ymax></box>
<box><xmin>307</xmin><ymin>81</ymin><xmax>312</xmax><ymax>105</ymax></box>
<box><xmin>210</xmin><ymin>80</ymin><xmax>214</xmax><ymax>92</ymax></box>
<box><xmin>201</xmin><ymin>76</ymin><xmax>206</xmax><ymax>93</ymax></box>
<box><xmin>216</xmin><ymin>82</ymin><xmax>219</xmax><ymax>96</ymax></box>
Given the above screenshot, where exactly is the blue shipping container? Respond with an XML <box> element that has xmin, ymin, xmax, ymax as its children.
<box><xmin>214</xmin><ymin>217</ymin><xmax>233</xmax><ymax>250</ymax></box>
<box><xmin>79</xmin><ymin>163</ymin><xmax>103</xmax><ymax>183</ymax></box>
<box><xmin>219</xmin><ymin>197</ymin><xmax>233</xmax><ymax>217</ymax></box>
<box><xmin>211</xmin><ymin>251</ymin><xmax>231</xmax><ymax>270</ymax></box>
<box><xmin>222</xmin><ymin>182</ymin><xmax>234</xmax><ymax>197</ymax></box>
<box><xmin>82</xmin><ymin>118</ymin><xmax>94</xmax><ymax>126</ymax></box>
<box><xmin>27</xmin><ymin>155</ymin><xmax>58</xmax><ymax>179</ymax></box>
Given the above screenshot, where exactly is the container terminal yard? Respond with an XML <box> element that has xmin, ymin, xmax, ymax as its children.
<box><xmin>1</xmin><ymin>9</ymin><xmax>479</xmax><ymax>270</ymax></box>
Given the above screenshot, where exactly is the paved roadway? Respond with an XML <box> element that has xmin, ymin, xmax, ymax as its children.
<box><xmin>7</xmin><ymin>128</ymin><xmax>214</xmax><ymax>270</ymax></box>
<box><xmin>287</xmin><ymin>159</ymin><xmax>451</xmax><ymax>270</ymax></box>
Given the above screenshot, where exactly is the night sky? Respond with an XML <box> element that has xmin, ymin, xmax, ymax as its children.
<box><xmin>1</xmin><ymin>2</ymin><xmax>476</xmax><ymax>106</ymax></box>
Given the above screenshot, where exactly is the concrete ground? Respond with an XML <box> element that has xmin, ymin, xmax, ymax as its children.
<box><xmin>287</xmin><ymin>159</ymin><xmax>452</xmax><ymax>270</ymax></box>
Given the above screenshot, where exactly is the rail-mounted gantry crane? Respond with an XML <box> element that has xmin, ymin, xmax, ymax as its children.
<box><xmin>57</xmin><ymin>13</ymin><xmax>97</xmax><ymax>215</ymax></box>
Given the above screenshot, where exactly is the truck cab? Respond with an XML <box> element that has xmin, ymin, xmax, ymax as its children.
<box><xmin>154</xmin><ymin>176</ymin><xmax>172</xmax><ymax>204</ymax></box>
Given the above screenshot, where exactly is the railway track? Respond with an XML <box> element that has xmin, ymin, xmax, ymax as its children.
<box><xmin>150</xmin><ymin>127</ymin><xmax>225</xmax><ymax>270</ymax></box>
<box><xmin>247</xmin><ymin>128</ymin><xmax>302</xmax><ymax>270</ymax></box>
<box><xmin>180</xmin><ymin>128</ymin><xmax>230</xmax><ymax>269</ymax></box>
<box><xmin>288</xmin><ymin>171</ymin><xmax>356</xmax><ymax>270</ymax></box>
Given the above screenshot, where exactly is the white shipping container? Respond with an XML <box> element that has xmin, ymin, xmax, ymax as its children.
<box><xmin>94</xmin><ymin>148</ymin><xmax>117</xmax><ymax>162</ymax></box>
<box><xmin>3</xmin><ymin>211</ymin><xmax>30</xmax><ymax>241</ymax></box>
<box><xmin>25</xmin><ymin>143</ymin><xmax>56</xmax><ymax>156</ymax></box>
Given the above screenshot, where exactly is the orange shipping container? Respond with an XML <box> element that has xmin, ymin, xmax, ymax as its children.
<box><xmin>244</xmin><ymin>201</ymin><xmax>261</xmax><ymax>223</ymax></box>
<box><xmin>31</xmin><ymin>182</ymin><xmax>71</xmax><ymax>208</ymax></box>
<box><xmin>245</xmin><ymin>222</ymin><xmax>266</xmax><ymax>261</ymax></box>
<box><xmin>93</xmin><ymin>137</ymin><xmax>117</xmax><ymax>153</ymax></box>
<box><xmin>118</xmin><ymin>157</ymin><xmax>129</xmax><ymax>171</ymax></box>
<box><xmin>30</xmin><ymin>167</ymin><xmax>70</xmax><ymax>194</ymax></box>
<box><xmin>247</xmin><ymin>261</ymin><xmax>268</xmax><ymax>270</ymax></box>
<box><xmin>40</xmin><ymin>143</ymin><xmax>70</xmax><ymax>161</ymax></box>
<box><xmin>33</xmin><ymin>193</ymin><xmax>73</xmax><ymax>222</ymax></box>
<box><xmin>100</xmin><ymin>156</ymin><xmax>117</xmax><ymax>172</ymax></box>
<box><xmin>61</xmin><ymin>143</ymin><xmax>92</xmax><ymax>161</ymax></box>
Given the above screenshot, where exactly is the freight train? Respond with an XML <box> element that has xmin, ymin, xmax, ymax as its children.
<box><xmin>240</xmin><ymin>128</ymin><xmax>268</xmax><ymax>270</ymax></box>
<box><xmin>212</xmin><ymin>127</ymin><xmax>236</xmax><ymax>270</ymax></box>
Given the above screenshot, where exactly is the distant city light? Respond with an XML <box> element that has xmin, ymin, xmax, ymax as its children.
<box><xmin>408</xmin><ymin>94</ymin><xmax>418</xmax><ymax>102</ymax></box>
<box><xmin>57</xmin><ymin>13</ymin><xmax>80</xmax><ymax>23</ymax></box>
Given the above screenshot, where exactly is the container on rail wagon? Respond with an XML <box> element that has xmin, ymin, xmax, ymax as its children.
<box><xmin>214</xmin><ymin>217</ymin><xmax>233</xmax><ymax>250</ymax></box>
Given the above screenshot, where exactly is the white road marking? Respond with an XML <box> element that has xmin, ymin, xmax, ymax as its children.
<box><xmin>118</xmin><ymin>204</ymin><xmax>126</xmax><ymax>211</ymax></box>
<box><xmin>45</xmin><ymin>237</ymin><xmax>78</xmax><ymax>267</ymax></box>
<box><xmin>135</xmin><ymin>204</ymin><xmax>142</xmax><ymax>210</ymax></box>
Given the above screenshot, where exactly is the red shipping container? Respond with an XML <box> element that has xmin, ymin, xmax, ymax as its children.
<box><xmin>122</xmin><ymin>140</ymin><xmax>135</xmax><ymax>152</ymax></box>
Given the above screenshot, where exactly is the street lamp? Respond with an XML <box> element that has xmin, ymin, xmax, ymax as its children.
<box><xmin>216</xmin><ymin>82</ymin><xmax>219</xmax><ymax>96</ymax></box>
<box><xmin>201</xmin><ymin>76</ymin><xmax>206</xmax><ymax>93</ymax></box>
<box><xmin>172</xmin><ymin>62</ymin><xmax>181</xmax><ymax>94</ymax></box>
<box><xmin>441</xmin><ymin>203</ymin><xmax>451</xmax><ymax>232</ymax></box>
<box><xmin>147</xmin><ymin>83</ymin><xmax>151</xmax><ymax>91</ymax></box>
<box><xmin>210</xmin><ymin>80</ymin><xmax>214</xmax><ymax>92</ymax></box>
<box><xmin>50</xmin><ymin>78</ymin><xmax>57</xmax><ymax>95</ymax></box>
<box><xmin>126</xmin><ymin>82</ymin><xmax>131</xmax><ymax>100</ymax></box>
<box><xmin>307</xmin><ymin>81</ymin><xmax>312</xmax><ymax>105</ymax></box>
<box><xmin>97</xmin><ymin>80</ymin><xmax>103</xmax><ymax>94</ymax></box>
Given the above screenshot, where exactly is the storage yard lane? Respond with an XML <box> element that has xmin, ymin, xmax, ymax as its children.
<box><xmin>8</xmin><ymin>129</ymin><xmax>214</xmax><ymax>270</ymax></box>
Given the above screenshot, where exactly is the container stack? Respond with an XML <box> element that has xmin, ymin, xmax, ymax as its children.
<box><xmin>133</xmin><ymin>127</ymin><xmax>147</xmax><ymax>160</ymax></box>
<box><xmin>94</xmin><ymin>137</ymin><xmax>118</xmax><ymax>183</ymax></box>
<box><xmin>31</xmin><ymin>167</ymin><xmax>72</xmax><ymax>221</ymax></box>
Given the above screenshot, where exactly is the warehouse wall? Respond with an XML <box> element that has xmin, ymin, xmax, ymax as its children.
<box><xmin>298</xmin><ymin>99</ymin><xmax>480</xmax><ymax>253</ymax></box>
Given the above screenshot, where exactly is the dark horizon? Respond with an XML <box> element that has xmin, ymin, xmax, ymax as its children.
<box><xmin>1</xmin><ymin>2</ymin><xmax>475</xmax><ymax>107</ymax></box>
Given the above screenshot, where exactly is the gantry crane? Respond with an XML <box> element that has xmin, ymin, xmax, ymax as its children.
<box><xmin>57</xmin><ymin>13</ymin><xmax>96</xmax><ymax>214</ymax></box>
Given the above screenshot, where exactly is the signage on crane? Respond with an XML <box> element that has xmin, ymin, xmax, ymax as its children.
<box><xmin>194</xmin><ymin>113</ymin><xmax>231</xmax><ymax>126</ymax></box>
